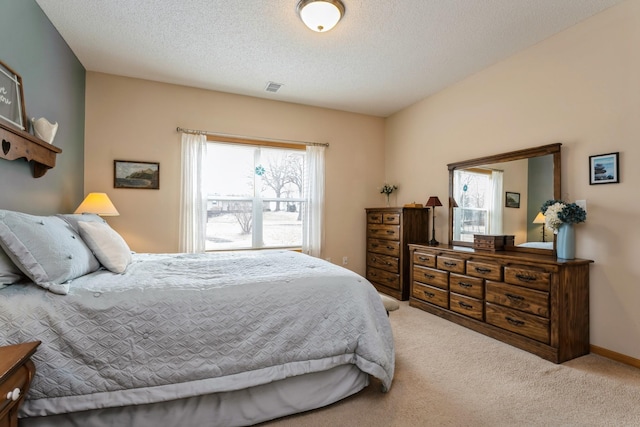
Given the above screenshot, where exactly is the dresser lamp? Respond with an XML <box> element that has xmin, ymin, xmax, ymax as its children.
<box><xmin>74</xmin><ymin>193</ymin><xmax>120</xmax><ymax>216</ymax></box>
<box><xmin>533</xmin><ymin>211</ymin><xmax>546</xmax><ymax>242</ymax></box>
<box><xmin>425</xmin><ymin>196</ymin><xmax>442</xmax><ymax>246</ymax></box>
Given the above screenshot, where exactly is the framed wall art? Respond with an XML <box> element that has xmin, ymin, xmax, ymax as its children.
<box><xmin>505</xmin><ymin>191</ymin><xmax>520</xmax><ymax>208</ymax></box>
<box><xmin>114</xmin><ymin>160</ymin><xmax>160</xmax><ymax>189</ymax></box>
<box><xmin>589</xmin><ymin>152</ymin><xmax>619</xmax><ymax>185</ymax></box>
<box><xmin>0</xmin><ymin>60</ymin><xmax>27</xmax><ymax>131</ymax></box>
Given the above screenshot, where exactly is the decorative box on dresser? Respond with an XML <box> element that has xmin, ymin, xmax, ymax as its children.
<box><xmin>0</xmin><ymin>341</ymin><xmax>39</xmax><ymax>427</ymax></box>
<box><xmin>408</xmin><ymin>244</ymin><xmax>592</xmax><ymax>363</ymax></box>
<box><xmin>365</xmin><ymin>207</ymin><xmax>430</xmax><ymax>301</ymax></box>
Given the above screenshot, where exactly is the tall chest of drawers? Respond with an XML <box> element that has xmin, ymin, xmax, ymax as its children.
<box><xmin>408</xmin><ymin>244</ymin><xmax>592</xmax><ymax>363</ymax></box>
<box><xmin>365</xmin><ymin>208</ymin><xmax>429</xmax><ymax>300</ymax></box>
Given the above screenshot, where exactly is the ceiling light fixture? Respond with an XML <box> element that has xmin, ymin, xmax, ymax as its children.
<box><xmin>297</xmin><ymin>0</ymin><xmax>345</xmax><ymax>33</ymax></box>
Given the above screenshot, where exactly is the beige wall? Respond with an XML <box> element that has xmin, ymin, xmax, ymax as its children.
<box><xmin>84</xmin><ymin>73</ymin><xmax>385</xmax><ymax>275</ymax></box>
<box><xmin>386</xmin><ymin>0</ymin><xmax>640</xmax><ymax>359</ymax></box>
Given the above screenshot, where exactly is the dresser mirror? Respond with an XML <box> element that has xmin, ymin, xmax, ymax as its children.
<box><xmin>448</xmin><ymin>143</ymin><xmax>561</xmax><ymax>254</ymax></box>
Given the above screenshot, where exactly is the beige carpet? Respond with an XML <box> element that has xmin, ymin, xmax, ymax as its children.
<box><xmin>262</xmin><ymin>301</ymin><xmax>640</xmax><ymax>426</ymax></box>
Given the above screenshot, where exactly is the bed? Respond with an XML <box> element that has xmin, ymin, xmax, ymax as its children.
<box><xmin>0</xmin><ymin>209</ymin><xmax>394</xmax><ymax>427</ymax></box>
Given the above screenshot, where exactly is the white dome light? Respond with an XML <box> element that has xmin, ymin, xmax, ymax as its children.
<box><xmin>297</xmin><ymin>0</ymin><xmax>345</xmax><ymax>33</ymax></box>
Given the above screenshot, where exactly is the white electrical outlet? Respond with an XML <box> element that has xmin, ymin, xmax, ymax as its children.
<box><xmin>342</xmin><ymin>256</ymin><xmax>348</xmax><ymax>265</ymax></box>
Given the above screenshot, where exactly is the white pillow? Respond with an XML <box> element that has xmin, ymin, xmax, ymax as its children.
<box><xmin>78</xmin><ymin>221</ymin><xmax>132</xmax><ymax>274</ymax></box>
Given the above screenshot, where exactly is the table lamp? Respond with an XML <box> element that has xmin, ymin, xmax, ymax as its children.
<box><xmin>425</xmin><ymin>196</ymin><xmax>442</xmax><ymax>246</ymax></box>
<box><xmin>533</xmin><ymin>211</ymin><xmax>546</xmax><ymax>242</ymax></box>
<box><xmin>74</xmin><ymin>193</ymin><xmax>120</xmax><ymax>216</ymax></box>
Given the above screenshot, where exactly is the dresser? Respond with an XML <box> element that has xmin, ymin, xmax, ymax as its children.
<box><xmin>408</xmin><ymin>244</ymin><xmax>592</xmax><ymax>363</ymax></box>
<box><xmin>365</xmin><ymin>207</ymin><xmax>429</xmax><ymax>300</ymax></box>
<box><xmin>0</xmin><ymin>341</ymin><xmax>39</xmax><ymax>427</ymax></box>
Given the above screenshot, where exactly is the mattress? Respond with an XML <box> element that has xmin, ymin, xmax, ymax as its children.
<box><xmin>0</xmin><ymin>250</ymin><xmax>394</xmax><ymax>419</ymax></box>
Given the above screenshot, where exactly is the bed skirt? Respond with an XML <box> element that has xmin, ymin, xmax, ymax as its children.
<box><xmin>20</xmin><ymin>364</ymin><xmax>369</xmax><ymax>427</ymax></box>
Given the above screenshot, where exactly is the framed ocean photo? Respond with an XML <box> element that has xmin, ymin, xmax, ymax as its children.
<box><xmin>589</xmin><ymin>152</ymin><xmax>619</xmax><ymax>185</ymax></box>
<box><xmin>114</xmin><ymin>160</ymin><xmax>160</xmax><ymax>189</ymax></box>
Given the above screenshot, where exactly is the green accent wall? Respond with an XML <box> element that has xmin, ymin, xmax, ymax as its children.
<box><xmin>0</xmin><ymin>0</ymin><xmax>85</xmax><ymax>214</ymax></box>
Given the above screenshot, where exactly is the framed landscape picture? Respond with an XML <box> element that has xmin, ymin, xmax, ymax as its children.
<box><xmin>114</xmin><ymin>160</ymin><xmax>160</xmax><ymax>189</ymax></box>
<box><xmin>589</xmin><ymin>152</ymin><xmax>619</xmax><ymax>185</ymax></box>
<box><xmin>505</xmin><ymin>191</ymin><xmax>520</xmax><ymax>208</ymax></box>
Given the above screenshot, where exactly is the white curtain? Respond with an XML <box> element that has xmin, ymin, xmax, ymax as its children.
<box><xmin>179</xmin><ymin>133</ymin><xmax>207</xmax><ymax>253</ymax></box>
<box><xmin>489</xmin><ymin>170</ymin><xmax>504</xmax><ymax>234</ymax></box>
<box><xmin>302</xmin><ymin>145</ymin><xmax>325</xmax><ymax>257</ymax></box>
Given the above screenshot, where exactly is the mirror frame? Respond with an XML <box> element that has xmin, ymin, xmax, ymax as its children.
<box><xmin>447</xmin><ymin>143</ymin><xmax>561</xmax><ymax>255</ymax></box>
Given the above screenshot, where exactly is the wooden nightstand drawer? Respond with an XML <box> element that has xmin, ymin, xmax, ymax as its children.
<box><xmin>367</xmin><ymin>252</ymin><xmax>399</xmax><ymax>273</ymax></box>
<box><xmin>413</xmin><ymin>265</ymin><xmax>448</xmax><ymax>290</ymax></box>
<box><xmin>382</xmin><ymin>213</ymin><xmax>400</xmax><ymax>225</ymax></box>
<box><xmin>450</xmin><ymin>273</ymin><xmax>484</xmax><ymax>299</ymax></box>
<box><xmin>436</xmin><ymin>256</ymin><xmax>465</xmax><ymax>274</ymax></box>
<box><xmin>486</xmin><ymin>303</ymin><xmax>550</xmax><ymax>344</ymax></box>
<box><xmin>466</xmin><ymin>260</ymin><xmax>502</xmax><ymax>281</ymax></box>
<box><xmin>367</xmin><ymin>224</ymin><xmax>400</xmax><ymax>241</ymax></box>
<box><xmin>412</xmin><ymin>282</ymin><xmax>448</xmax><ymax>309</ymax></box>
<box><xmin>367</xmin><ymin>238</ymin><xmax>400</xmax><ymax>257</ymax></box>
<box><xmin>413</xmin><ymin>251</ymin><xmax>436</xmax><ymax>268</ymax></box>
<box><xmin>486</xmin><ymin>281</ymin><xmax>549</xmax><ymax>318</ymax></box>
<box><xmin>0</xmin><ymin>341</ymin><xmax>40</xmax><ymax>427</ymax></box>
<box><xmin>367</xmin><ymin>267</ymin><xmax>400</xmax><ymax>290</ymax></box>
<box><xmin>504</xmin><ymin>267</ymin><xmax>550</xmax><ymax>291</ymax></box>
<box><xmin>450</xmin><ymin>293</ymin><xmax>484</xmax><ymax>321</ymax></box>
<box><xmin>367</xmin><ymin>212</ymin><xmax>383</xmax><ymax>224</ymax></box>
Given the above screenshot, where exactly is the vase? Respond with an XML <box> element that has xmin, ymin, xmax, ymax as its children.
<box><xmin>556</xmin><ymin>223</ymin><xmax>576</xmax><ymax>260</ymax></box>
<box><xmin>385</xmin><ymin>194</ymin><xmax>391</xmax><ymax>207</ymax></box>
<box><xmin>31</xmin><ymin>117</ymin><xmax>58</xmax><ymax>144</ymax></box>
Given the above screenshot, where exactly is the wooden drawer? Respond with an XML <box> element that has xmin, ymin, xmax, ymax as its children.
<box><xmin>367</xmin><ymin>252</ymin><xmax>399</xmax><ymax>274</ymax></box>
<box><xmin>486</xmin><ymin>303</ymin><xmax>550</xmax><ymax>344</ymax></box>
<box><xmin>367</xmin><ymin>267</ymin><xmax>400</xmax><ymax>290</ymax></box>
<box><xmin>412</xmin><ymin>282</ymin><xmax>448</xmax><ymax>309</ymax></box>
<box><xmin>450</xmin><ymin>273</ymin><xmax>484</xmax><ymax>299</ymax></box>
<box><xmin>504</xmin><ymin>266</ymin><xmax>550</xmax><ymax>291</ymax></box>
<box><xmin>367</xmin><ymin>224</ymin><xmax>400</xmax><ymax>241</ymax></box>
<box><xmin>381</xmin><ymin>213</ymin><xmax>400</xmax><ymax>224</ymax></box>
<box><xmin>486</xmin><ymin>281</ymin><xmax>549</xmax><ymax>318</ymax></box>
<box><xmin>0</xmin><ymin>364</ymin><xmax>29</xmax><ymax>419</ymax></box>
<box><xmin>413</xmin><ymin>251</ymin><xmax>436</xmax><ymax>268</ymax></box>
<box><xmin>366</xmin><ymin>212</ymin><xmax>383</xmax><ymax>224</ymax></box>
<box><xmin>413</xmin><ymin>266</ymin><xmax>448</xmax><ymax>290</ymax></box>
<box><xmin>450</xmin><ymin>292</ymin><xmax>484</xmax><ymax>321</ymax></box>
<box><xmin>466</xmin><ymin>260</ymin><xmax>502</xmax><ymax>281</ymax></box>
<box><xmin>367</xmin><ymin>238</ymin><xmax>400</xmax><ymax>257</ymax></box>
<box><xmin>436</xmin><ymin>256</ymin><xmax>465</xmax><ymax>274</ymax></box>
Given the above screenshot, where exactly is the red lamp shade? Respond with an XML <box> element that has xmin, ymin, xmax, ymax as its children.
<box><xmin>425</xmin><ymin>196</ymin><xmax>442</xmax><ymax>207</ymax></box>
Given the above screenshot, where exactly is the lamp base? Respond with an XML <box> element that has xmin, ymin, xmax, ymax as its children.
<box><xmin>428</xmin><ymin>238</ymin><xmax>439</xmax><ymax>246</ymax></box>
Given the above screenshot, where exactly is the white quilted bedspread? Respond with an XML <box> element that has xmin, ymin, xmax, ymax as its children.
<box><xmin>0</xmin><ymin>250</ymin><xmax>394</xmax><ymax>417</ymax></box>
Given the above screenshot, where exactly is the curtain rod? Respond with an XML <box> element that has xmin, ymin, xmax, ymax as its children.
<box><xmin>176</xmin><ymin>127</ymin><xmax>329</xmax><ymax>147</ymax></box>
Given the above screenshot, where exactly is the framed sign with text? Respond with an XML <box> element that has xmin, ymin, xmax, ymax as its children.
<box><xmin>0</xmin><ymin>60</ymin><xmax>27</xmax><ymax>131</ymax></box>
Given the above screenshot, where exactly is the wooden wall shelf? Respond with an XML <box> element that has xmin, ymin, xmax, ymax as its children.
<box><xmin>0</xmin><ymin>122</ymin><xmax>62</xmax><ymax>178</ymax></box>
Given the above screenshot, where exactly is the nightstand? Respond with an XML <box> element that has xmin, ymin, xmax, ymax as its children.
<box><xmin>0</xmin><ymin>342</ymin><xmax>40</xmax><ymax>427</ymax></box>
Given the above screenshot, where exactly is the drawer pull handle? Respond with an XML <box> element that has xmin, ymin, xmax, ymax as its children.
<box><xmin>457</xmin><ymin>281</ymin><xmax>472</xmax><ymax>288</ymax></box>
<box><xmin>387</xmin><ymin>246</ymin><xmax>395</xmax><ymax>250</ymax></box>
<box><xmin>386</xmin><ymin>230</ymin><xmax>395</xmax><ymax>235</ymax></box>
<box><xmin>371</xmin><ymin>216</ymin><xmax>380</xmax><ymax>221</ymax></box>
<box><xmin>475</xmin><ymin>267</ymin><xmax>491</xmax><ymax>274</ymax></box>
<box><xmin>458</xmin><ymin>301</ymin><xmax>473</xmax><ymax>310</ymax></box>
<box><xmin>371</xmin><ymin>244</ymin><xmax>379</xmax><ymax>248</ymax></box>
<box><xmin>506</xmin><ymin>293</ymin><xmax>524</xmax><ymax>302</ymax></box>
<box><xmin>7</xmin><ymin>387</ymin><xmax>21</xmax><ymax>401</ymax></box>
<box><xmin>515</xmin><ymin>274</ymin><xmax>536</xmax><ymax>282</ymax></box>
<box><xmin>386</xmin><ymin>278</ymin><xmax>395</xmax><ymax>283</ymax></box>
<box><xmin>424</xmin><ymin>274</ymin><xmax>435</xmax><ymax>279</ymax></box>
<box><xmin>505</xmin><ymin>316</ymin><xmax>525</xmax><ymax>327</ymax></box>
<box><xmin>444</xmin><ymin>261</ymin><xmax>457</xmax><ymax>267</ymax></box>
<box><xmin>370</xmin><ymin>272</ymin><xmax>377</xmax><ymax>277</ymax></box>
<box><xmin>386</xmin><ymin>261</ymin><xmax>393</xmax><ymax>266</ymax></box>
<box><xmin>424</xmin><ymin>291</ymin><xmax>435</xmax><ymax>298</ymax></box>
<box><xmin>385</xmin><ymin>216</ymin><xmax>395</xmax><ymax>221</ymax></box>
<box><xmin>418</xmin><ymin>256</ymin><xmax>428</xmax><ymax>261</ymax></box>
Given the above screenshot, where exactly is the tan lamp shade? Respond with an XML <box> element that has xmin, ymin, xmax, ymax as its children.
<box><xmin>74</xmin><ymin>193</ymin><xmax>120</xmax><ymax>216</ymax></box>
<box><xmin>533</xmin><ymin>212</ymin><xmax>546</xmax><ymax>224</ymax></box>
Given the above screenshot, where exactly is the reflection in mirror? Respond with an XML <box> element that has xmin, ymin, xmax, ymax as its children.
<box><xmin>448</xmin><ymin>144</ymin><xmax>561</xmax><ymax>254</ymax></box>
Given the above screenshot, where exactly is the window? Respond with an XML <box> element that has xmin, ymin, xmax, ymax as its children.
<box><xmin>204</xmin><ymin>142</ymin><xmax>305</xmax><ymax>251</ymax></box>
<box><xmin>452</xmin><ymin>168</ymin><xmax>503</xmax><ymax>242</ymax></box>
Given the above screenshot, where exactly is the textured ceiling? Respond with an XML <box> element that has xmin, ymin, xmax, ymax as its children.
<box><xmin>36</xmin><ymin>0</ymin><xmax>624</xmax><ymax>117</ymax></box>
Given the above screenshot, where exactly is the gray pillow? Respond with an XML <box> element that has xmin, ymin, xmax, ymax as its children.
<box><xmin>0</xmin><ymin>210</ymin><xmax>101</xmax><ymax>295</ymax></box>
<box><xmin>0</xmin><ymin>247</ymin><xmax>24</xmax><ymax>287</ymax></box>
<box><xmin>57</xmin><ymin>213</ymin><xmax>106</xmax><ymax>234</ymax></box>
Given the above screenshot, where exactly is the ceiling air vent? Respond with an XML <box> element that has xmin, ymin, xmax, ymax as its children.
<box><xmin>265</xmin><ymin>81</ymin><xmax>283</xmax><ymax>93</ymax></box>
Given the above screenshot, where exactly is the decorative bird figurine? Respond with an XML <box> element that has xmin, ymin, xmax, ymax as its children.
<box><xmin>31</xmin><ymin>117</ymin><xmax>58</xmax><ymax>144</ymax></box>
